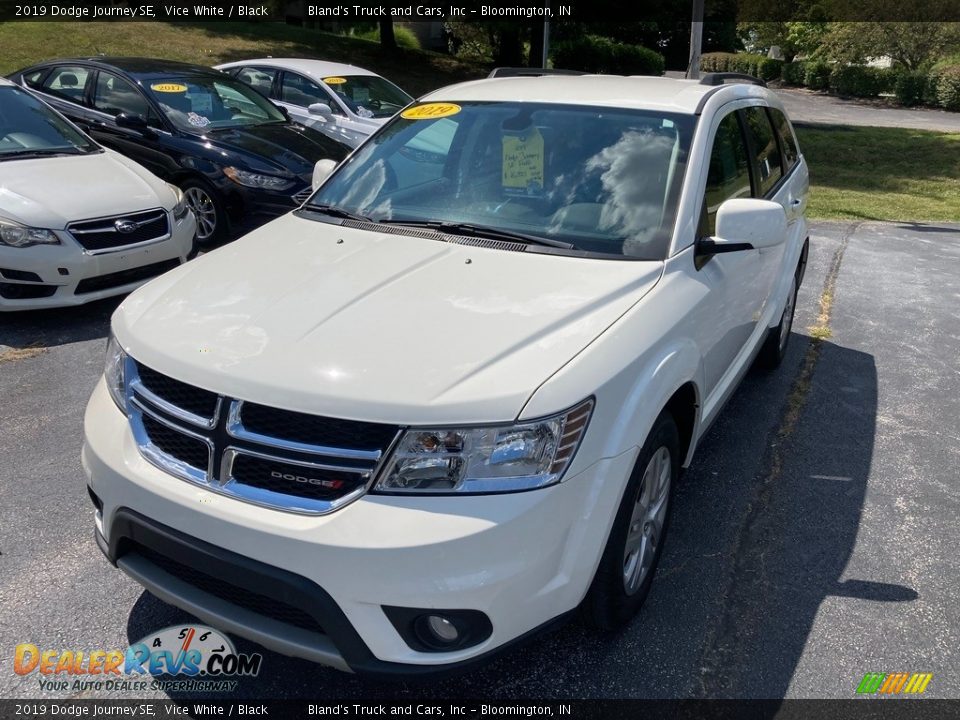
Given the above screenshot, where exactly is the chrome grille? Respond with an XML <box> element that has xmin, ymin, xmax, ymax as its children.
<box><xmin>69</xmin><ymin>209</ymin><xmax>169</xmax><ymax>253</ymax></box>
<box><xmin>124</xmin><ymin>359</ymin><xmax>400</xmax><ymax>515</ymax></box>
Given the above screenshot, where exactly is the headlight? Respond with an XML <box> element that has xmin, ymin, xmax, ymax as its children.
<box><xmin>0</xmin><ymin>218</ymin><xmax>60</xmax><ymax>248</ymax></box>
<box><xmin>168</xmin><ymin>183</ymin><xmax>189</xmax><ymax>221</ymax></box>
<box><xmin>374</xmin><ymin>399</ymin><xmax>593</xmax><ymax>494</ymax></box>
<box><xmin>223</xmin><ymin>166</ymin><xmax>294</xmax><ymax>191</ymax></box>
<box><xmin>104</xmin><ymin>335</ymin><xmax>128</xmax><ymax>412</ymax></box>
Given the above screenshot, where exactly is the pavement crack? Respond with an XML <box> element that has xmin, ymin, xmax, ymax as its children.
<box><xmin>693</xmin><ymin>222</ymin><xmax>861</xmax><ymax>698</ymax></box>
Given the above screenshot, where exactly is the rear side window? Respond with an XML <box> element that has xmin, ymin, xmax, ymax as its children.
<box><xmin>700</xmin><ymin>112</ymin><xmax>752</xmax><ymax>236</ymax></box>
<box><xmin>93</xmin><ymin>71</ymin><xmax>152</xmax><ymax>121</ymax></box>
<box><xmin>41</xmin><ymin>66</ymin><xmax>91</xmax><ymax>103</ymax></box>
<box><xmin>22</xmin><ymin>69</ymin><xmax>46</xmax><ymax>89</ymax></box>
<box><xmin>769</xmin><ymin>107</ymin><xmax>798</xmax><ymax>170</ymax></box>
<box><xmin>741</xmin><ymin>106</ymin><xmax>782</xmax><ymax>196</ymax></box>
<box><xmin>236</xmin><ymin>67</ymin><xmax>277</xmax><ymax>98</ymax></box>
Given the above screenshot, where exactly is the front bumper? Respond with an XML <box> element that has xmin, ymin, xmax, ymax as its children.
<box><xmin>0</xmin><ymin>213</ymin><xmax>196</xmax><ymax>311</ymax></box>
<box><xmin>82</xmin><ymin>379</ymin><xmax>635</xmax><ymax>674</ymax></box>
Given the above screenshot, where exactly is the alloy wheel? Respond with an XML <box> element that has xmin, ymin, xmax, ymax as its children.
<box><xmin>184</xmin><ymin>186</ymin><xmax>218</xmax><ymax>242</ymax></box>
<box><xmin>623</xmin><ymin>446</ymin><xmax>671</xmax><ymax>595</ymax></box>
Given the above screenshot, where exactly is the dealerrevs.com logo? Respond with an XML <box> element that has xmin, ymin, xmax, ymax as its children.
<box><xmin>14</xmin><ymin>625</ymin><xmax>261</xmax><ymax>693</ymax></box>
<box><xmin>856</xmin><ymin>672</ymin><xmax>933</xmax><ymax>696</ymax></box>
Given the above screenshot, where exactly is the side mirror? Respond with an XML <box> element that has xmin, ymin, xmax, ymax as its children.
<box><xmin>116</xmin><ymin>113</ymin><xmax>150</xmax><ymax>133</ymax></box>
<box><xmin>312</xmin><ymin>158</ymin><xmax>338</xmax><ymax>191</ymax></box>
<box><xmin>699</xmin><ymin>198</ymin><xmax>787</xmax><ymax>255</ymax></box>
<box><xmin>308</xmin><ymin>102</ymin><xmax>334</xmax><ymax>119</ymax></box>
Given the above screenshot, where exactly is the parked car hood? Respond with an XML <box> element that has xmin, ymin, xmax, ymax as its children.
<box><xmin>114</xmin><ymin>214</ymin><xmax>663</xmax><ymax>425</ymax></box>
<box><xmin>201</xmin><ymin>123</ymin><xmax>347</xmax><ymax>176</ymax></box>
<box><xmin>0</xmin><ymin>150</ymin><xmax>174</xmax><ymax>230</ymax></box>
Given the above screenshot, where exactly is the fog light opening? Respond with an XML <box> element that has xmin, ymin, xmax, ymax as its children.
<box><xmin>425</xmin><ymin>615</ymin><xmax>459</xmax><ymax>644</ymax></box>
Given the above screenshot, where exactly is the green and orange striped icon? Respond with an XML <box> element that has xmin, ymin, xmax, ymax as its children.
<box><xmin>856</xmin><ymin>672</ymin><xmax>933</xmax><ymax>695</ymax></box>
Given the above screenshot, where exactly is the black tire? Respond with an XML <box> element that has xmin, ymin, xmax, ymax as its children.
<box><xmin>580</xmin><ymin>411</ymin><xmax>679</xmax><ymax>631</ymax></box>
<box><xmin>756</xmin><ymin>273</ymin><xmax>798</xmax><ymax>371</ymax></box>
<box><xmin>180</xmin><ymin>178</ymin><xmax>227</xmax><ymax>246</ymax></box>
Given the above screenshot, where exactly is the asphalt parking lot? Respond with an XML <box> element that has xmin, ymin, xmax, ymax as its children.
<box><xmin>2</xmin><ymin>220</ymin><xmax>958</xmax><ymax>699</ymax></box>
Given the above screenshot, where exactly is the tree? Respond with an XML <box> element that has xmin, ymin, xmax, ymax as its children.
<box><xmin>819</xmin><ymin>22</ymin><xmax>960</xmax><ymax>69</ymax></box>
<box><xmin>379</xmin><ymin>20</ymin><xmax>397</xmax><ymax>51</ymax></box>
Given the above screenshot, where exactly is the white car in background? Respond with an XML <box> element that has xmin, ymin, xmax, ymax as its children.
<box><xmin>215</xmin><ymin>58</ymin><xmax>413</xmax><ymax>148</ymax></box>
<box><xmin>0</xmin><ymin>78</ymin><xmax>195</xmax><ymax>310</ymax></box>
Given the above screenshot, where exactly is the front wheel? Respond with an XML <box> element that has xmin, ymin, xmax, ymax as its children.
<box><xmin>181</xmin><ymin>179</ymin><xmax>226</xmax><ymax>246</ymax></box>
<box><xmin>580</xmin><ymin>411</ymin><xmax>679</xmax><ymax>631</ymax></box>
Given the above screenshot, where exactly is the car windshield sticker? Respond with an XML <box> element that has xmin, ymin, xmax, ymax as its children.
<box><xmin>401</xmin><ymin>103</ymin><xmax>461</xmax><ymax>120</ymax></box>
<box><xmin>151</xmin><ymin>83</ymin><xmax>188</xmax><ymax>93</ymax></box>
<box><xmin>323</xmin><ymin>76</ymin><xmax>347</xmax><ymax>85</ymax></box>
<box><xmin>187</xmin><ymin>112</ymin><xmax>210</xmax><ymax>128</ymax></box>
<box><xmin>502</xmin><ymin>127</ymin><xmax>544</xmax><ymax>195</ymax></box>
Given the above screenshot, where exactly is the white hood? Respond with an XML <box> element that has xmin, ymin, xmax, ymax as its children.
<box><xmin>115</xmin><ymin>214</ymin><xmax>663</xmax><ymax>424</ymax></box>
<box><xmin>0</xmin><ymin>150</ymin><xmax>175</xmax><ymax>229</ymax></box>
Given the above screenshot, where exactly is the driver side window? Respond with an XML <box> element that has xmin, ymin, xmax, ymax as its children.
<box><xmin>281</xmin><ymin>73</ymin><xmax>342</xmax><ymax>115</ymax></box>
<box><xmin>700</xmin><ymin>111</ymin><xmax>752</xmax><ymax>237</ymax></box>
<box><xmin>93</xmin><ymin>72</ymin><xmax>161</xmax><ymax>127</ymax></box>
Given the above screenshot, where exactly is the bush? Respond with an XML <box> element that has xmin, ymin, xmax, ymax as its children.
<box><xmin>699</xmin><ymin>52</ymin><xmax>773</xmax><ymax>79</ymax></box>
<box><xmin>757</xmin><ymin>57</ymin><xmax>784</xmax><ymax>81</ymax></box>
<box><xmin>552</xmin><ymin>35</ymin><xmax>665</xmax><ymax>76</ymax></box>
<box><xmin>894</xmin><ymin>70</ymin><xmax>927</xmax><ymax>106</ymax></box>
<box><xmin>804</xmin><ymin>61</ymin><xmax>832</xmax><ymax>90</ymax></box>
<box><xmin>935</xmin><ymin>65</ymin><xmax>960</xmax><ymax>110</ymax></box>
<box><xmin>354</xmin><ymin>25</ymin><xmax>421</xmax><ymax>50</ymax></box>
<box><xmin>828</xmin><ymin>65</ymin><xmax>892</xmax><ymax>98</ymax></box>
<box><xmin>781</xmin><ymin>61</ymin><xmax>806</xmax><ymax>86</ymax></box>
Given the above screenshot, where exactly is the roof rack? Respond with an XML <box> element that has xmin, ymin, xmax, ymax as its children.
<box><xmin>699</xmin><ymin>72</ymin><xmax>767</xmax><ymax>88</ymax></box>
<box><xmin>488</xmin><ymin>67</ymin><xmax>586</xmax><ymax>79</ymax></box>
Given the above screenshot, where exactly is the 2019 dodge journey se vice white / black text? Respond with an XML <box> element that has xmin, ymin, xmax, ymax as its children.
<box><xmin>83</xmin><ymin>71</ymin><xmax>809</xmax><ymax>675</ymax></box>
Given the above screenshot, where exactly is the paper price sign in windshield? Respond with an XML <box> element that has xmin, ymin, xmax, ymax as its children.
<box><xmin>502</xmin><ymin>128</ymin><xmax>544</xmax><ymax>193</ymax></box>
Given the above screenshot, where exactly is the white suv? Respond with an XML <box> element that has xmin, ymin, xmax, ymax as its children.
<box><xmin>83</xmin><ymin>72</ymin><xmax>808</xmax><ymax>675</ymax></box>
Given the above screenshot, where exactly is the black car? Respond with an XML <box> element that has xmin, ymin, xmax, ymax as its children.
<box><xmin>8</xmin><ymin>58</ymin><xmax>350</xmax><ymax>244</ymax></box>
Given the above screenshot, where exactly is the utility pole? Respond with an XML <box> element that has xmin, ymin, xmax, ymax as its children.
<box><xmin>686</xmin><ymin>0</ymin><xmax>704</xmax><ymax>79</ymax></box>
<box><xmin>542</xmin><ymin>0</ymin><xmax>550</xmax><ymax>68</ymax></box>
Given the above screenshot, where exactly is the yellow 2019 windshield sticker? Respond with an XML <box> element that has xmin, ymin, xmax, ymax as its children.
<box><xmin>502</xmin><ymin>127</ymin><xmax>544</xmax><ymax>192</ymax></box>
<box><xmin>401</xmin><ymin>103</ymin><xmax>461</xmax><ymax>120</ymax></box>
<box><xmin>323</xmin><ymin>76</ymin><xmax>348</xmax><ymax>85</ymax></box>
<box><xmin>151</xmin><ymin>83</ymin><xmax>188</xmax><ymax>93</ymax></box>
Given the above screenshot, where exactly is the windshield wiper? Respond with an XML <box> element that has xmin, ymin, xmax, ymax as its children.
<box><xmin>306</xmin><ymin>203</ymin><xmax>373</xmax><ymax>223</ymax></box>
<box><xmin>380</xmin><ymin>220</ymin><xmax>575</xmax><ymax>249</ymax></box>
<box><xmin>0</xmin><ymin>148</ymin><xmax>88</xmax><ymax>160</ymax></box>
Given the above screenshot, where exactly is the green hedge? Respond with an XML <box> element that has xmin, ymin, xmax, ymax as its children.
<box><xmin>804</xmin><ymin>61</ymin><xmax>832</xmax><ymax>90</ymax></box>
<box><xmin>828</xmin><ymin>65</ymin><xmax>893</xmax><ymax>98</ymax></box>
<box><xmin>552</xmin><ymin>35</ymin><xmax>665</xmax><ymax>76</ymax></box>
<box><xmin>894</xmin><ymin>70</ymin><xmax>927</xmax><ymax>106</ymax></box>
<box><xmin>936</xmin><ymin>66</ymin><xmax>960</xmax><ymax>110</ymax></box>
<box><xmin>700</xmin><ymin>52</ymin><xmax>775</xmax><ymax>79</ymax></box>
<box><xmin>781</xmin><ymin>61</ymin><xmax>806</xmax><ymax>86</ymax></box>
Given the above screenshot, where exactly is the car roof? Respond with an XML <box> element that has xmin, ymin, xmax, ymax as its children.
<box><xmin>419</xmin><ymin>75</ymin><xmax>774</xmax><ymax>114</ymax></box>
<box><xmin>216</xmin><ymin>58</ymin><xmax>377</xmax><ymax>80</ymax></box>
<box><xmin>26</xmin><ymin>57</ymin><xmax>225</xmax><ymax>80</ymax></box>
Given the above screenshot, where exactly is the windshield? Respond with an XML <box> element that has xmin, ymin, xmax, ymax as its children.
<box><xmin>0</xmin><ymin>86</ymin><xmax>99</xmax><ymax>158</ymax></box>
<box><xmin>146</xmin><ymin>76</ymin><xmax>286</xmax><ymax>132</ymax></box>
<box><xmin>307</xmin><ymin>102</ymin><xmax>694</xmax><ymax>259</ymax></box>
<box><xmin>323</xmin><ymin>75</ymin><xmax>413</xmax><ymax>119</ymax></box>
